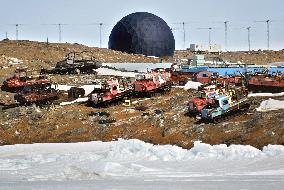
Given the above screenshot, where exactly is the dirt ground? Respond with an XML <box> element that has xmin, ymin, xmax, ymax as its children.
<box><xmin>0</xmin><ymin>88</ymin><xmax>283</xmax><ymax>149</ymax></box>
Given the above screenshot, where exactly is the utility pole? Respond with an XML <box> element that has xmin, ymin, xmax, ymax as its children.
<box><xmin>224</xmin><ymin>21</ymin><xmax>228</xmax><ymax>51</ymax></box>
<box><xmin>197</xmin><ymin>27</ymin><xmax>217</xmax><ymax>48</ymax></box>
<box><xmin>16</xmin><ymin>24</ymin><xmax>19</xmax><ymax>40</ymax></box>
<box><xmin>266</xmin><ymin>20</ymin><xmax>270</xmax><ymax>50</ymax></box>
<box><xmin>182</xmin><ymin>22</ymin><xmax>185</xmax><ymax>50</ymax></box>
<box><xmin>99</xmin><ymin>23</ymin><xmax>103</xmax><ymax>48</ymax></box>
<box><xmin>58</xmin><ymin>24</ymin><xmax>62</xmax><ymax>43</ymax></box>
<box><xmin>172</xmin><ymin>22</ymin><xmax>188</xmax><ymax>50</ymax></box>
<box><xmin>255</xmin><ymin>19</ymin><xmax>271</xmax><ymax>50</ymax></box>
<box><xmin>5</xmin><ymin>32</ymin><xmax>8</xmax><ymax>39</ymax></box>
<box><xmin>247</xmin><ymin>27</ymin><xmax>251</xmax><ymax>51</ymax></box>
<box><xmin>208</xmin><ymin>27</ymin><xmax>212</xmax><ymax>47</ymax></box>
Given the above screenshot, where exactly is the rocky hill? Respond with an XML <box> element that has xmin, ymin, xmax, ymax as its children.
<box><xmin>1</xmin><ymin>40</ymin><xmax>284</xmax><ymax>69</ymax></box>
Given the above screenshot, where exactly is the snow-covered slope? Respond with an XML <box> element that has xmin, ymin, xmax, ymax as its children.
<box><xmin>0</xmin><ymin>139</ymin><xmax>284</xmax><ymax>190</ymax></box>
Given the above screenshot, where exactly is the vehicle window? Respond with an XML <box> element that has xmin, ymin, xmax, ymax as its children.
<box><xmin>223</xmin><ymin>100</ymin><xmax>229</xmax><ymax>105</ymax></box>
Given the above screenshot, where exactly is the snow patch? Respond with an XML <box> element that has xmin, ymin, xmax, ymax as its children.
<box><xmin>249</xmin><ymin>92</ymin><xmax>284</xmax><ymax>97</ymax></box>
<box><xmin>184</xmin><ymin>81</ymin><xmax>202</xmax><ymax>90</ymax></box>
<box><xmin>95</xmin><ymin>67</ymin><xmax>140</xmax><ymax>78</ymax></box>
<box><xmin>256</xmin><ymin>98</ymin><xmax>284</xmax><ymax>112</ymax></box>
<box><xmin>60</xmin><ymin>97</ymin><xmax>88</xmax><ymax>106</ymax></box>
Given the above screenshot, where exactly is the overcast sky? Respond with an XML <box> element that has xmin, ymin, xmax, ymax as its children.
<box><xmin>0</xmin><ymin>0</ymin><xmax>283</xmax><ymax>51</ymax></box>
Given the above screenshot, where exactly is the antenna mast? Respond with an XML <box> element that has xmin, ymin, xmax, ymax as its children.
<box><xmin>247</xmin><ymin>27</ymin><xmax>251</xmax><ymax>51</ymax></box>
<box><xmin>16</xmin><ymin>24</ymin><xmax>19</xmax><ymax>40</ymax></box>
<box><xmin>266</xmin><ymin>20</ymin><xmax>270</xmax><ymax>50</ymax></box>
<box><xmin>99</xmin><ymin>23</ymin><xmax>103</xmax><ymax>48</ymax></box>
<box><xmin>224</xmin><ymin>21</ymin><xmax>228</xmax><ymax>51</ymax></box>
<box><xmin>58</xmin><ymin>24</ymin><xmax>62</xmax><ymax>43</ymax></box>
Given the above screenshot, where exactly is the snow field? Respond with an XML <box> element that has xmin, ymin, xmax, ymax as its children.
<box><xmin>0</xmin><ymin>139</ymin><xmax>284</xmax><ymax>189</ymax></box>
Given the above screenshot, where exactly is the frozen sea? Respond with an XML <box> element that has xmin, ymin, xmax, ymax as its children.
<box><xmin>0</xmin><ymin>139</ymin><xmax>284</xmax><ymax>190</ymax></box>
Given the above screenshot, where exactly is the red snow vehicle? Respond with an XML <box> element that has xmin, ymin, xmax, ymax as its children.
<box><xmin>248</xmin><ymin>71</ymin><xmax>284</xmax><ymax>92</ymax></box>
<box><xmin>1</xmin><ymin>68</ymin><xmax>50</xmax><ymax>92</ymax></box>
<box><xmin>216</xmin><ymin>75</ymin><xmax>243</xmax><ymax>86</ymax></box>
<box><xmin>187</xmin><ymin>85</ymin><xmax>219</xmax><ymax>115</ymax></box>
<box><xmin>14</xmin><ymin>85</ymin><xmax>60</xmax><ymax>105</ymax></box>
<box><xmin>88</xmin><ymin>78</ymin><xmax>133</xmax><ymax>106</ymax></box>
<box><xmin>192</xmin><ymin>71</ymin><xmax>217</xmax><ymax>84</ymax></box>
<box><xmin>133</xmin><ymin>68</ymin><xmax>172</xmax><ymax>96</ymax></box>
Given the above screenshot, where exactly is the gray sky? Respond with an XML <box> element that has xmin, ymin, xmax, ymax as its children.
<box><xmin>0</xmin><ymin>0</ymin><xmax>284</xmax><ymax>50</ymax></box>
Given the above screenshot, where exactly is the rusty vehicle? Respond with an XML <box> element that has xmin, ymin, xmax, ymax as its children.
<box><xmin>14</xmin><ymin>86</ymin><xmax>60</xmax><ymax>105</ymax></box>
<box><xmin>1</xmin><ymin>68</ymin><xmax>51</xmax><ymax>92</ymax></box>
<box><xmin>247</xmin><ymin>71</ymin><xmax>284</xmax><ymax>92</ymax></box>
<box><xmin>41</xmin><ymin>51</ymin><xmax>101</xmax><ymax>75</ymax></box>
<box><xmin>133</xmin><ymin>68</ymin><xmax>172</xmax><ymax>97</ymax></box>
<box><xmin>192</xmin><ymin>71</ymin><xmax>218</xmax><ymax>84</ymax></box>
<box><xmin>88</xmin><ymin>78</ymin><xmax>133</xmax><ymax>107</ymax></box>
<box><xmin>216</xmin><ymin>75</ymin><xmax>243</xmax><ymax>86</ymax></box>
<box><xmin>200</xmin><ymin>87</ymin><xmax>249</xmax><ymax>123</ymax></box>
<box><xmin>192</xmin><ymin>71</ymin><xmax>244</xmax><ymax>86</ymax></box>
<box><xmin>170</xmin><ymin>71</ymin><xmax>194</xmax><ymax>85</ymax></box>
<box><xmin>187</xmin><ymin>85</ymin><xmax>219</xmax><ymax>115</ymax></box>
<box><xmin>188</xmin><ymin>84</ymin><xmax>248</xmax><ymax>117</ymax></box>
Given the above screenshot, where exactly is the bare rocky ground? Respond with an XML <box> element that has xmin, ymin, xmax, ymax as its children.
<box><xmin>0</xmin><ymin>88</ymin><xmax>283</xmax><ymax>149</ymax></box>
<box><xmin>0</xmin><ymin>40</ymin><xmax>284</xmax><ymax>149</ymax></box>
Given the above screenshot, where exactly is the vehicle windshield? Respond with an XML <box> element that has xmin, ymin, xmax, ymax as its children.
<box><xmin>135</xmin><ymin>74</ymin><xmax>146</xmax><ymax>80</ymax></box>
<box><xmin>197</xmin><ymin>92</ymin><xmax>206</xmax><ymax>99</ymax></box>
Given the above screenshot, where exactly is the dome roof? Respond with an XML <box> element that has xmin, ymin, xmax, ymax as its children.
<box><xmin>109</xmin><ymin>12</ymin><xmax>175</xmax><ymax>57</ymax></box>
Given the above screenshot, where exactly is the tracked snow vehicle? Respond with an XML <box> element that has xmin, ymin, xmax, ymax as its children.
<box><xmin>187</xmin><ymin>85</ymin><xmax>219</xmax><ymax>115</ymax></box>
<box><xmin>247</xmin><ymin>71</ymin><xmax>284</xmax><ymax>92</ymax></box>
<box><xmin>133</xmin><ymin>68</ymin><xmax>172</xmax><ymax>97</ymax></box>
<box><xmin>1</xmin><ymin>68</ymin><xmax>51</xmax><ymax>92</ymax></box>
<box><xmin>88</xmin><ymin>78</ymin><xmax>133</xmax><ymax>107</ymax></box>
<box><xmin>14</xmin><ymin>85</ymin><xmax>60</xmax><ymax>105</ymax></box>
<box><xmin>199</xmin><ymin>87</ymin><xmax>249</xmax><ymax>122</ymax></box>
<box><xmin>41</xmin><ymin>52</ymin><xmax>101</xmax><ymax>75</ymax></box>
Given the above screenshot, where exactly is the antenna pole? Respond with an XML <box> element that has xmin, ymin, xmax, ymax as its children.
<box><xmin>58</xmin><ymin>24</ymin><xmax>62</xmax><ymax>43</ymax></box>
<box><xmin>99</xmin><ymin>23</ymin><xmax>102</xmax><ymax>48</ymax></box>
<box><xmin>247</xmin><ymin>27</ymin><xmax>251</xmax><ymax>51</ymax></box>
<box><xmin>182</xmin><ymin>22</ymin><xmax>185</xmax><ymax>50</ymax></box>
<box><xmin>266</xmin><ymin>20</ymin><xmax>270</xmax><ymax>50</ymax></box>
<box><xmin>209</xmin><ymin>27</ymin><xmax>212</xmax><ymax>47</ymax></box>
<box><xmin>16</xmin><ymin>24</ymin><xmax>19</xmax><ymax>40</ymax></box>
<box><xmin>5</xmin><ymin>32</ymin><xmax>8</xmax><ymax>39</ymax></box>
<box><xmin>224</xmin><ymin>21</ymin><xmax>228</xmax><ymax>51</ymax></box>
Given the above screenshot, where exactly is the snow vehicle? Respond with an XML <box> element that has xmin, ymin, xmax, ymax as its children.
<box><xmin>187</xmin><ymin>85</ymin><xmax>219</xmax><ymax>115</ymax></box>
<box><xmin>133</xmin><ymin>68</ymin><xmax>172</xmax><ymax>97</ymax></box>
<box><xmin>14</xmin><ymin>85</ymin><xmax>60</xmax><ymax>105</ymax></box>
<box><xmin>200</xmin><ymin>87</ymin><xmax>249</xmax><ymax>122</ymax></box>
<box><xmin>41</xmin><ymin>52</ymin><xmax>101</xmax><ymax>75</ymax></box>
<box><xmin>216</xmin><ymin>74</ymin><xmax>243</xmax><ymax>86</ymax></box>
<box><xmin>170</xmin><ymin>71</ymin><xmax>193</xmax><ymax>85</ymax></box>
<box><xmin>192</xmin><ymin>71</ymin><xmax>243</xmax><ymax>86</ymax></box>
<box><xmin>247</xmin><ymin>71</ymin><xmax>284</xmax><ymax>92</ymax></box>
<box><xmin>1</xmin><ymin>68</ymin><xmax>51</xmax><ymax>92</ymax></box>
<box><xmin>192</xmin><ymin>71</ymin><xmax>217</xmax><ymax>84</ymax></box>
<box><xmin>88</xmin><ymin>78</ymin><xmax>133</xmax><ymax>107</ymax></box>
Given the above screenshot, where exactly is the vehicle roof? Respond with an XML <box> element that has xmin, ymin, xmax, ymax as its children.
<box><xmin>215</xmin><ymin>95</ymin><xmax>228</xmax><ymax>100</ymax></box>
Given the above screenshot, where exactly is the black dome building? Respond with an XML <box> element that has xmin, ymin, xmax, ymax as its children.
<box><xmin>108</xmin><ymin>12</ymin><xmax>175</xmax><ymax>57</ymax></box>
